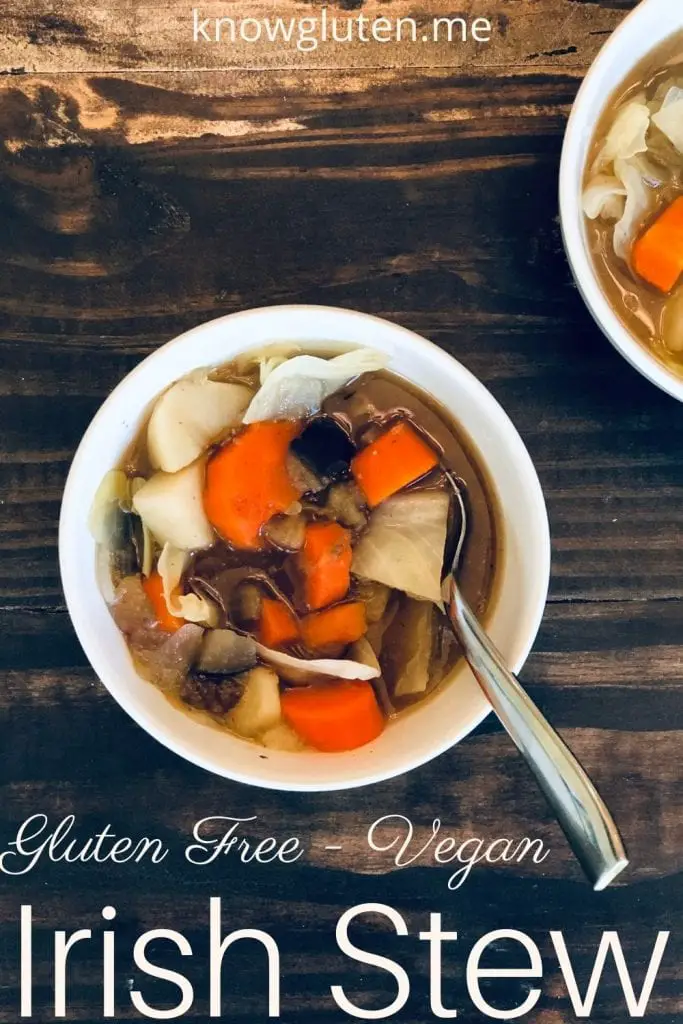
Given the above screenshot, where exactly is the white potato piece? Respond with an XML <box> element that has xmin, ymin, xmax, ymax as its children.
<box><xmin>147</xmin><ymin>374</ymin><xmax>252</xmax><ymax>473</ymax></box>
<box><xmin>132</xmin><ymin>461</ymin><xmax>215</xmax><ymax>551</ymax></box>
<box><xmin>228</xmin><ymin>666</ymin><xmax>281</xmax><ymax>738</ymax></box>
<box><xmin>261</xmin><ymin>722</ymin><xmax>307</xmax><ymax>752</ymax></box>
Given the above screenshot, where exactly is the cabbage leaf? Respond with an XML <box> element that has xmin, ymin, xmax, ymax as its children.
<box><xmin>612</xmin><ymin>156</ymin><xmax>653</xmax><ymax>259</ymax></box>
<box><xmin>254</xmin><ymin>642</ymin><xmax>380</xmax><ymax>683</ymax></box>
<box><xmin>351</xmin><ymin>489</ymin><xmax>450</xmax><ymax>604</ymax></box>
<box><xmin>591</xmin><ymin>101</ymin><xmax>650</xmax><ymax>175</ymax></box>
<box><xmin>582</xmin><ymin>175</ymin><xmax>627</xmax><ymax>221</ymax></box>
<box><xmin>158</xmin><ymin>543</ymin><xmax>219</xmax><ymax>626</ymax></box>
<box><xmin>243</xmin><ymin>349</ymin><xmax>387</xmax><ymax>424</ymax></box>
<box><xmin>652</xmin><ymin>87</ymin><xmax>683</xmax><ymax>152</ymax></box>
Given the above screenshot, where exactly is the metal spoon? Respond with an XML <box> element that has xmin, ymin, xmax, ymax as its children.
<box><xmin>444</xmin><ymin>475</ymin><xmax>628</xmax><ymax>890</ymax></box>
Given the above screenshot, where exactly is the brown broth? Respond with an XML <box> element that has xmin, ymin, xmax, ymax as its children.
<box><xmin>584</xmin><ymin>31</ymin><xmax>683</xmax><ymax>370</ymax></box>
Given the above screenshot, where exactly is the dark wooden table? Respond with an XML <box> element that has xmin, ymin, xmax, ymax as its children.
<box><xmin>1</xmin><ymin>1</ymin><xmax>682</xmax><ymax>1021</ymax></box>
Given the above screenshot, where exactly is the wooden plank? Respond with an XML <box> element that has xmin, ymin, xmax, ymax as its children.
<box><xmin>0</xmin><ymin>68</ymin><xmax>682</xmax><ymax>606</ymax></box>
<box><xmin>0</xmin><ymin>605</ymin><xmax>681</xmax><ymax>886</ymax></box>
<box><xmin>0</xmin><ymin>0</ymin><xmax>636</xmax><ymax>75</ymax></box>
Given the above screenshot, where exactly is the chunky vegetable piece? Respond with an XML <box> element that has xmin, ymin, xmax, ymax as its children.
<box><xmin>352</xmin><ymin>489</ymin><xmax>449</xmax><ymax>604</ymax></box>
<box><xmin>259</xmin><ymin>597</ymin><xmax>300</xmax><ymax>649</ymax></box>
<box><xmin>351</xmin><ymin>420</ymin><xmax>439</xmax><ymax>507</ymax></box>
<box><xmin>147</xmin><ymin>375</ymin><xmax>252</xmax><ymax>473</ymax></box>
<box><xmin>227</xmin><ymin>666</ymin><xmax>282</xmax><ymax>738</ymax></box>
<box><xmin>133</xmin><ymin>460</ymin><xmax>215</xmax><ymax>551</ymax></box>
<box><xmin>281</xmin><ymin>680</ymin><xmax>384</xmax><ymax>752</ymax></box>
<box><xmin>632</xmin><ymin>197</ymin><xmax>683</xmax><ymax>293</ymax></box>
<box><xmin>299</xmin><ymin>521</ymin><xmax>352</xmax><ymax>611</ymax></box>
<box><xmin>203</xmin><ymin>421</ymin><xmax>302</xmax><ymax>549</ymax></box>
<box><xmin>142</xmin><ymin>572</ymin><xmax>185</xmax><ymax>633</ymax></box>
<box><xmin>301</xmin><ymin>601</ymin><xmax>367</xmax><ymax>652</ymax></box>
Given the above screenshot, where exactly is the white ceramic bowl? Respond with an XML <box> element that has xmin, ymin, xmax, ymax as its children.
<box><xmin>560</xmin><ymin>0</ymin><xmax>683</xmax><ymax>402</ymax></box>
<box><xmin>59</xmin><ymin>305</ymin><xmax>550</xmax><ymax>790</ymax></box>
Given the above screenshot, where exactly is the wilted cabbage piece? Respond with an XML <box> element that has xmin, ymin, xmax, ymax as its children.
<box><xmin>380</xmin><ymin>598</ymin><xmax>434</xmax><ymax>697</ymax></box>
<box><xmin>132</xmin><ymin>460</ymin><xmax>215</xmax><ymax>551</ymax></box>
<box><xmin>351</xmin><ymin>489</ymin><xmax>450</xmax><ymax>604</ymax></box>
<box><xmin>612</xmin><ymin>156</ymin><xmax>655</xmax><ymax>259</ymax></box>
<box><xmin>147</xmin><ymin>373</ymin><xmax>252</xmax><ymax>473</ymax></box>
<box><xmin>88</xmin><ymin>470</ymin><xmax>130</xmax><ymax>545</ymax></box>
<box><xmin>242</xmin><ymin>349</ymin><xmax>387</xmax><ymax>424</ymax></box>
<box><xmin>254</xmin><ymin>642</ymin><xmax>380</xmax><ymax>684</ymax></box>
<box><xmin>157</xmin><ymin>544</ymin><xmax>219</xmax><ymax>626</ymax></box>
<box><xmin>582</xmin><ymin>175</ymin><xmax>627</xmax><ymax>221</ymax></box>
<box><xmin>651</xmin><ymin>86</ymin><xmax>683</xmax><ymax>152</ymax></box>
<box><xmin>591</xmin><ymin>101</ymin><xmax>651</xmax><ymax>175</ymax></box>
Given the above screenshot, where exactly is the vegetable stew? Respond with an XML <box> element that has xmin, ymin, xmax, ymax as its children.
<box><xmin>583</xmin><ymin>32</ymin><xmax>683</xmax><ymax>368</ymax></box>
<box><xmin>90</xmin><ymin>347</ymin><xmax>500</xmax><ymax>754</ymax></box>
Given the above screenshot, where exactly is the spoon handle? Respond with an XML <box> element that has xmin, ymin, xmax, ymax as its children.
<box><xmin>447</xmin><ymin>581</ymin><xmax>628</xmax><ymax>890</ymax></box>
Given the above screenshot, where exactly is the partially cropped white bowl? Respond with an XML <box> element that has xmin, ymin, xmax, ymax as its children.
<box><xmin>560</xmin><ymin>0</ymin><xmax>683</xmax><ymax>402</ymax></box>
<box><xmin>59</xmin><ymin>305</ymin><xmax>550</xmax><ymax>790</ymax></box>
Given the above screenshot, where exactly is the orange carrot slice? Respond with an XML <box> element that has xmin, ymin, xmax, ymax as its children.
<box><xmin>300</xmin><ymin>601</ymin><xmax>366</xmax><ymax>652</ymax></box>
<box><xmin>298</xmin><ymin>521</ymin><xmax>352</xmax><ymax>611</ymax></box>
<box><xmin>259</xmin><ymin>597</ymin><xmax>299</xmax><ymax>649</ymax></box>
<box><xmin>281</xmin><ymin>680</ymin><xmax>384</xmax><ymax>752</ymax></box>
<box><xmin>351</xmin><ymin>420</ymin><xmax>439</xmax><ymax>508</ymax></box>
<box><xmin>142</xmin><ymin>572</ymin><xmax>185</xmax><ymax>633</ymax></box>
<box><xmin>632</xmin><ymin>196</ymin><xmax>683</xmax><ymax>293</ymax></box>
<box><xmin>204</xmin><ymin>421</ymin><xmax>301</xmax><ymax>550</ymax></box>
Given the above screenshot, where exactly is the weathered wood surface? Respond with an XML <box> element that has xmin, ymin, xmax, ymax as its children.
<box><xmin>0</xmin><ymin>0</ymin><xmax>634</xmax><ymax>74</ymax></box>
<box><xmin>1</xmin><ymin>0</ymin><xmax>682</xmax><ymax>1022</ymax></box>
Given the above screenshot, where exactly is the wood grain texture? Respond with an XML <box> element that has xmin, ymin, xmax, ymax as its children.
<box><xmin>0</xmin><ymin>0</ymin><xmax>636</xmax><ymax>74</ymax></box>
<box><xmin>0</xmin><ymin>1</ymin><xmax>681</xmax><ymax>1022</ymax></box>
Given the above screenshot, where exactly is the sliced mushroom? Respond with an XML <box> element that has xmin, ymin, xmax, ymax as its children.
<box><xmin>286</xmin><ymin>453</ymin><xmax>324</xmax><ymax>495</ymax></box>
<box><xmin>290</xmin><ymin>416</ymin><xmax>355</xmax><ymax>480</ymax></box>
<box><xmin>354</xmin><ymin>578</ymin><xmax>391</xmax><ymax>624</ymax></box>
<box><xmin>196</xmin><ymin>629</ymin><xmax>258</xmax><ymax>675</ymax></box>
<box><xmin>325</xmin><ymin>481</ymin><xmax>367</xmax><ymax>530</ymax></box>
<box><xmin>263</xmin><ymin>514</ymin><xmax>306</xmax><ymax>552</ymax></box>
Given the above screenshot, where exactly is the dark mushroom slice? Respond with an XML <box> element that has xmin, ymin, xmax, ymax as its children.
<box><xmin>196</xmin><ymin>629</ymin><xmax>258</xmax><ymax>675</ymax></box>
<box><xmin>286</xmin><ymin>452</ymin><xmax>324</xmax><ymax>495</ymax></box>
<box><xmin>325</xmin><ymin>482</ymin><xmax>367</xmax><ymax>530</ymax></box>
<box><xmin>263</xmin><ymin>513</ymin><xmax>307</xmax><ymax>552</ymax></box>
<box><xmin>291</xmin><ymin>416</ymin><xmax>356</xmax><ymax>480</ymax></box>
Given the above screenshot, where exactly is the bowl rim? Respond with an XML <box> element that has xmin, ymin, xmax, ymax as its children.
<box><xmin>559</xmin><ymin>0</ymin><xmax>683</xmax><ymax>403</ymax></box>
<box><xmin>59</xmin><ymin>303</ymin><xmax>551</xmax><ymax>790</ymax></box>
